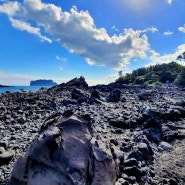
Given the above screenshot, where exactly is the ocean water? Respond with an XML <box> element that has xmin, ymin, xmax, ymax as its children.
<box><xmin>0</xmin><ymin>86</ymin><xmax>52</xmax><ymax>94</ymax></box>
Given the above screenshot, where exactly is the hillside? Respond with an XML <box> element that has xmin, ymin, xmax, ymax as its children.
<box><xmin>116</xmin><ymin>62</ymin><xmax>185</xmax><ymax>86</ymax></box>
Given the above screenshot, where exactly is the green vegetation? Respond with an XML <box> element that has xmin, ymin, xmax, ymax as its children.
<box><xmin>116</xmin><ymin>62</ymin><xmax>185</xmax><ymax>86</ymax></box>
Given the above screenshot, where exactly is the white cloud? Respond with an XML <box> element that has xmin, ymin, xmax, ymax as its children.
<box><xmin>148</xmin><ymin>44</ymin><xmax>185</xmax><ymax>66</ymax></box>
<box><xmin>178</xmin><ymin>25</ymin><xmax>185</xmax><ymax>33</ymax></box>
<box><xmin>145</xmin><ymin>26</ymin><xmax>158</xmax><ymax>33</ymax></box>
<box><xmin>112</xmin><ymin>25</ymin><xmax>119</xmax><ymax>32</ymax></box>
<box><xmin>9</xmin><ymin>17</ymin><xmax>52</xmax><ymax>43</ymax></box>
<box><xmin>56</xmin><ymin>55</ymin><xmax>67</xmax><ymax>62</ymax></box>
<box><xmin>166</xmin><ymin>0</ymin><xmax>172</xmax><ymax>5</ymax></box>
<box><xmin>163</xmin><ymin>31</ymin><xmax>173</xmax><ymax>35</ymax></box>
<box><xmin>0</xmin><ymin>71</ymin><xmax>68</xmax><ymax>86</ymax></box>
<box><xmin>0</xmin><ymin>1</ymin><xmax>20</xmax><ymax>16</ymax></box>
<box><xmin>0</xmin><ymin>71</ymin><xmax>36</xmax><ymax>85</ymax></box>
<box><xmin>0</xmin><ymin>0</ymin><xmax>153</xmax><ymax>69</ymax></box>
<box><xmin>86</xmin><ymin>73</ymin><xmax>118</xmax><ymax>86</ymax></box>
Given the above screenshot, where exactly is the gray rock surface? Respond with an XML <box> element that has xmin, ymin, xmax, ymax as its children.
<box><xmin>0</xmin><ymin>78</ymin><xmax>185</xmax><ymax>184</ymax></box>
<box><xmin>8</xmin><ymin>114</ymin><xmax>116</xmax><ymax>185</ymax></box>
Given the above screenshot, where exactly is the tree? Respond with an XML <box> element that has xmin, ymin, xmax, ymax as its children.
<box><xmin>174</xmin><ymin>69</ymin><xmax>185</xmax><ymax>86</ymax></box>
<box><xmin>118</xmin><ymin>70</ymin><xmax>123</xmax><ymax>78</ymax></box>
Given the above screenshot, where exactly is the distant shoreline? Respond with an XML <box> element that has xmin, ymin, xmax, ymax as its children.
<box><xmin>0</xmin><ymin>85</ymin><xmax>13</xmax><ymax>88</ymax></box>
<box><xmin>0</xmin><ymin>85</ymin><xmax>52</xmax><ymax>94</ymax></box>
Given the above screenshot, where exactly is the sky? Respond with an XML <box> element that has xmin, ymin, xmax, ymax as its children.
<box><xmin>0</xmin><ymin>0</ymin><xmax>185</xmax><ymax>86</ymax></box>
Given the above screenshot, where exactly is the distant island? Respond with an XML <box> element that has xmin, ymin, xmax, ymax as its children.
<box><xmin>30</xmin><ymin>79</ymin><xmax>57</xmax><ymax>86</ymax></box>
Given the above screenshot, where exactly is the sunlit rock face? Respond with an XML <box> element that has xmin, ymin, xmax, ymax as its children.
<box><xmin>8</xmin><ymin>114</ymin><xmax>116</xmax><ymax>185</ymax></box>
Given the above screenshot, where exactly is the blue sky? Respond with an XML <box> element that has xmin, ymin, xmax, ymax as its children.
<box><xmin>0</xmin><ymin>0</ymin><xmax>185</xmax><ymax>85</ymax></box>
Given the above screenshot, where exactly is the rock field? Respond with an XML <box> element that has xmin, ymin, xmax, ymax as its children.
<box><xmin>0</xmin><ymin>77</ymin><xmax>185</xmax><ymax>185</ymax></box>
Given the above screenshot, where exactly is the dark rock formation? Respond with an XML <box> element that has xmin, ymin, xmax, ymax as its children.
<box><xmin>0</xmin><ymin>80</ymin><xmax>185</xmax><ymax>185</ymax></box>
<box><xmin>8</xmin><ymin>114</ymin><xmax>116</xmax><ymax>185</ymax></box>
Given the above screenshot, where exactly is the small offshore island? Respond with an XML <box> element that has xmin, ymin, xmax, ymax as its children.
<box><xmin>0</xmin><ymin>62</ymin><xmax>185</xmax><ymax>185</ymax></box>
<box><xmin>30</xmin><ymin>79</ymin><xmax>57</xmax><ymax>86</ymax></box>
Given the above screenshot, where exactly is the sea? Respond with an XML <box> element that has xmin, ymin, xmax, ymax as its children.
<box><xmin>0</xmin><ymin>86</ymin><xmax>52</xmax><ymax>94</ymax></box>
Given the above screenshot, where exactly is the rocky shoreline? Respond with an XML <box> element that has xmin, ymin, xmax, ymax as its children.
<box><xmin>0</xmin><ymin>78</ymin><xmax>185</xmax><ymax>184</ymax></box>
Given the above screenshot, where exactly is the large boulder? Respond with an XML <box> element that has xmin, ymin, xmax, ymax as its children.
<box><xmin>107</xmin><ymin>89</ymin><xmax>121</xmax><ymax>102</ymax></box>
<box><xmin>8</xmin><ymin>114</ymin><xmax>116</xmax><ymax>185</ymax></box>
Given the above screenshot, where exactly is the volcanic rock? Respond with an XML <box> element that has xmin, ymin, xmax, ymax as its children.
<box><xmin>8</xmin><ymin>114</ymin><xmax>116</xmax><ymax>185</ymax></box>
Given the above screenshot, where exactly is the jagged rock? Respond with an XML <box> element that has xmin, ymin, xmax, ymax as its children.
<box><xmin>143</xmin><ymin>118</ymin><xmax>162</xmax><ymax>143</ymax></box>
<box><xmin>138</xmin><ymin>90</ymin><xmax>155</xmax><ymax>101</ymax></box>
<box><xmin>71</xmin><ymin>88</ymin><xmax>89</xmax><ymax>103</ymax></box>
<box><xmin>66</xmin><ymin>76</ymin><xmax>88</xmax><ymax>88</ymax></box>
<box><xmin>107</xmin><ymin>89</ymin><xmax>121</xmax><ymax>102</ymax></box>
<box><xmin>109</xmin><ymin>119</ymin><xmax>130</xmax><ymax>129</ymax></box>
<box><xmin>8</xmin><ymin>114</ymin><xmax>116</xmax><ymax>185</ymax></box>
<box><xmin>91</xmin><ymin>90</ymin><xmax>101</xmax><ymax>99</ymax></box>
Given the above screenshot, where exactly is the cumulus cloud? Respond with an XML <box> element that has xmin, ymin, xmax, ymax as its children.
<box><xmin>163</xmin><ymin>31</ymin><xmax>173</xmax><ymax>35</ymax></box>
<box><xmin>178</xmin><ymin>25</ymin><xmax>185</xmax><ymax>33</ymax></box>
<box><xmin>148</xmin><ymin>44</ymin><xmax>185</xmax><ymax>66</ymax></box>
<box><xmin>0</xmin><ymin>0</ymin><xmax>155</xmax><ymax>69</ymax></box>
<box><xmin>0</xmin><ymin>1</ymin><xmax>20</xmax><ymax>16</ymax></box>
<box><xmin>9</xmin><ymin>18</ymin><xmax>52</xmax><ymax>43</ymax></box>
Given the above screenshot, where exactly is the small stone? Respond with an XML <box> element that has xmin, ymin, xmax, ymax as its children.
<box><xmin>0</xmin><ymin>147</ymin><xmax>5</xmax><ymax>154</ymax></box>
<box><xmin>0</xmin><ymin>140</ymin><xmax>8</xmax><ymax>150</ymax></box>
<box><xmin>137</xmin><ymin>142</ymin><xmax>150</xmax><ymax>161</ymax></box>
<box><xmin>159</xmin><ymin>142</ymin><xmax>173</xmax><ymax>152</ymax></box>
<box><xmin>124</xmin><ymin>166</ymin><xmax>142</xmax><ymax>181</ymax></box>
<box><xmin>124</xmin><ymin>158</ymin><xmax>139</xmax><ymax>167</ymax></box>
<box><xmin>0</xmin><ymin>150</ymin><xmax>14</xmax><ymax>166</ymax></box>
